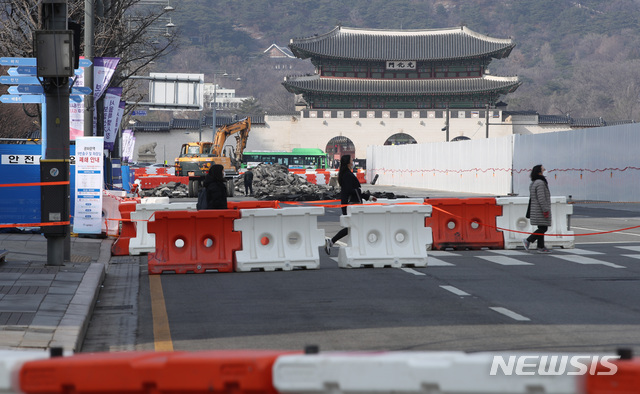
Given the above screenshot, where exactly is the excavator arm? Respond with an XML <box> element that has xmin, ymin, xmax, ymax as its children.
<box><xmin>211</xmin><ymin>117</ymin><xmax>251</xmax><ymax>159</ymax></box>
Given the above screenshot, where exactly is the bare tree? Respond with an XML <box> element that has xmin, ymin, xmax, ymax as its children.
<box><xmin>0</xmin><ymin>0</ymin><xmax>179</xmax><ymax>138</ymax></box>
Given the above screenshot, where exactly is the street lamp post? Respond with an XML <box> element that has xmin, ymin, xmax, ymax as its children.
<box><xmin>210</xmin><ymin>72</ymin><xmax>241</xmax><ymax>141</ymax></box>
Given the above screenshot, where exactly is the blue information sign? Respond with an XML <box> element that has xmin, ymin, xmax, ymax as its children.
<box><xmin>0</xmin><ymin>94</ymin><xmax>44</xmax><ymax>104</ymax></box>
<box><xmin>0</xmin><ymin>57</ymin><xmax>36</xmax><ymax>66</ymax></box>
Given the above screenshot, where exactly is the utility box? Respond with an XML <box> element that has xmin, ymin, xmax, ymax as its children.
<box><xmin>40</xmin><ymin>160</ymin><xmax>70</xmax><ymax>236</ymax></box>
<box><xmin>34</xmin><ymin>30</ymin><xmax>74</xmax><ymax>77</ymax></box>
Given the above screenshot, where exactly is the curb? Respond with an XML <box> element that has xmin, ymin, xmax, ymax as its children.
<box><xmin>50</xmin><ymin>239</ymin><xmax>113</xmax><ymax>352</ymax></box>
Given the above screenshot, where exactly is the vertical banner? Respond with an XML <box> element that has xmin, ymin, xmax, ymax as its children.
<box><xmin>73</xmin><ymin>137</ymin><xmax>104</xmax><ymax>234</ymax></box>
<box><xmin>121</xmin><ymin>129</ymin><xmax>135</xmax><ymax>162</ymax></box>
<box><xmin>69</xmin><ymin>57</ymin><xmax>86</xmax><ymax>140</ymax></box>
<box><xmin>92</xmin><ymin>57</ymin><xmax>120</xmax><ymax>136</ymax></box>
<box><xmin>103</xmin><ymin>87</ymin><xmax>123</xmax><ymax>151</ymax></box>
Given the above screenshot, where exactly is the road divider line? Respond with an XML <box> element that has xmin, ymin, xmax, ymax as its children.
<box><xmin>149</xmin><ymin>275</ymin><xmax>174</xmax><ymax>351</ymax></box>
<box><xmin>490</xmin><ymin>307</ymin><xmax>530</xmax><ymax>321</ymax></box>
<box><xmin>572</xmin><ymin>226</ymin><xmax>640</xmax><ymax>238</ymax></box>
<box><xmin>401</xmin><ymin>268</ymin><xmax>426</xmax><ymax>276</ymax></box>
<box><xmin>440</xmin><ymin>285</ymin><xmax>470</xmax><ymax>296</ymax></box>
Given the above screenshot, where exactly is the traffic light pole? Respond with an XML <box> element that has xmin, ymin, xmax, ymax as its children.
<box><xmin>36</xmin><ymin>0</ymin><xmax>72</xmax><ymax>266</ymax></box>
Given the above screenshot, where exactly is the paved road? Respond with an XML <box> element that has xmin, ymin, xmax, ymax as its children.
<box><xmin>82</xmin><ymin>194</ymin><xmax>640</xmax><ymax>355</ymax></box>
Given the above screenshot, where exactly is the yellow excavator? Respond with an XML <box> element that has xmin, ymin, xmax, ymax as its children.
<box><xmin>175</xmin><ymin>117</ymin><xmax>251</xmax><ymax>197</ymax></box>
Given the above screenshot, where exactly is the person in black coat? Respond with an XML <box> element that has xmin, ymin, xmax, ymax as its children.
<box><xmin>204</xmin><ymin>164</ymin><xmax>228</xmax><ymax>209</ymax></box>
<box><xmin>324</xmin><ymin>154</ymin><xmax>376</xmax><ymax>254</ymax></box>
<box><xmin>243</xmin><ymin>168</ymin><xmax>254</xmax><ymax>196</ymax></box>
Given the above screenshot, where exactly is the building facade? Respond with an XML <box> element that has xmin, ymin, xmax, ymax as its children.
<box><xmin>283</xmin><ymin>26</ymin><xmax>521</xmax><ymax>110</ymax></box>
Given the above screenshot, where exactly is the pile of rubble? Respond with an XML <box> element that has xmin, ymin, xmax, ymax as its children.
<box><xmin>234</xmin><ymin>164</ymin><xmax>338</xmax><ymax>201</ymax></box>
<box><xmin>139</xmin><ymin>182</ymin><xmax>190</xmax><ymax>198</ymax></box>
<box><xmin>139</xmin><ymin>163</ymin><xmax>407</xmax><ymax>201</ymax></box>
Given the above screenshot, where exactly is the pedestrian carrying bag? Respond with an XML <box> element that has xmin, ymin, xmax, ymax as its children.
<box><xmin>525</xmin><ymin>198</ymin><xmax>531</xmax><ymax>219</ymax></box>
<box><xmin>196</xmin><ymin>187</ymin><xmax>208</xmax><ymax>210</ymax></box>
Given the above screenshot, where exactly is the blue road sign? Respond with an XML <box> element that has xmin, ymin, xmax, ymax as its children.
<box><xmin>0</xmin><ymin>57</ymin><xmax>36</xmax><ymax>66</ymax></box>
<box><xmin>131</xmin><ymin>110</ymin><xmax>148</xmax><ymax>116</ymax></box>
<box><xmin>9</xmin><ymin>86</ymin><xmax>39</xmax><ymax>94</ymax></box>
<box><xmin>69</xmin><ymin>95</ymin><xmax>83</xmax><ymax>102</ymax></box>
<box><xmin>79</xmin><ymin>59</ymin><xmax>92</xmax><ymax>67</ymax></box>
<box><xmin>72</xmin><ymin>86</ymin><xmax>92</xmax><ymax>95</ymax></box>
<box><xmin>7</xmin><ymin>68</ymin><xmax>19</xmax><ymax>76</ymax></box>
<box><xmin>0</xmin><ymin>75</ymin><xmax>39</xmax><ymax>85</ymax></box>
<box><xmin>0</xmin><ymin>94</ymin><xmax>44</xmax><ymax>104</ymax></box>
<box><xmin>16</xmin><ymin>66</ymin><xmax>37</xmax><ymax>75</ymax></box>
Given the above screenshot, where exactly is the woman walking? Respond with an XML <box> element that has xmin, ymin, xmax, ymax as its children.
<box><xmin>324</xmin><ymin>154</ymin><xmax>376</xmax><ymax>254</ymax></box>
<box><xmin>523</xmin><ymin>164</ymin><xmax>552</xmax><ymax>253</ymax></box>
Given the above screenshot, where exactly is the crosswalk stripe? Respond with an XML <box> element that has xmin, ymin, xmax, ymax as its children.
<box><xmin>552</xmin><ymin>254</ymin><xmax>626</xmax><ymax>268</ymax></box>
<box><xmin>621</xmin><ymin>255</ymin><xmax>640</xmax><ymax>260</ymax></box>
<box><xmin>427</xmin><ymin>257</ymin><xmax>455</xmax><ymax>266</ymax></box>
<box><xmin>428</xmin><ymin>250</ymin><xmax>462</xmax><ymax>257</ymax></box>
<box><xmin>555</xmin><ymin>248</ymin><xmax>603</xmax><ymax>255</ymax></box>
<box><xmin>617</xmin><ymin>246</ymin><xmax>640</xmax><ymax>252</ymax></box>
<box><xmin>478</xmin><ymin>256</ymin><xmax>533</xmax><ymax>266</ymax></box>
<box><xmin>488</xmin><ymin>250</ymin><xmax>529</xmax><ymax>256</ymax></box>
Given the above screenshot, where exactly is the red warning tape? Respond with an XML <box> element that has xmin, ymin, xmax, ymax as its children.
<box><xmin>0</xmin><ymin>181</ymin><xmax>70</xmax><ymax>187</ymax></box>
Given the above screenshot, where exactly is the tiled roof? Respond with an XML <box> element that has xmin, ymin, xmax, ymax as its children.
<box><xmin>282</xmin><ymin>75</ymin><xmax>521</xmax><ymax>96</ymax></box>
<box><xmin>264</xmin><ymin>43</ymin><xmax>295</xmax><ymax>59</ymax></box>
<box><xmin>538</xmin><ymin>115</ymin><xmax>569</xmax><ymax>124</ymax></box>
<box><xmin>571</xmin><ymin>117</ymin><xmax>606</xmax><ymax>127</ymax></box>
<box><xmin>171</xmin><ymin>119</ymin><xmax>201</xmax><ymax>129</ymax></box>
<box><xmin>289</xmin><ymin>26</ymin><xmax>515</xmax><ymax>62</ymax></box>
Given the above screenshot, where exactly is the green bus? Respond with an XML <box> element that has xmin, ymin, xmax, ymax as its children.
<box><xmin>242</xmin><ymin>148</ymin><xmax>330</xmax><ymax>170</ymax></box>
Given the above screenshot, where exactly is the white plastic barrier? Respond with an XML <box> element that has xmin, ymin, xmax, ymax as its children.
<box><xmin>0</xmin><ymin>350</ymin><xmax>49</xmax><ymax>393</ymax></box>
<box><xmin>101</xmin><ymin>190</ymin><xmax>126</xmax><ymax>236</ymax></box>
<box><xmin>128</xmin><ymin>202</ymin><xmax>196</xmax><ymax>255</ymax></box>
<box><xmin>141</xmin><ymin>197</ymin><xmax>170</xmax><ymax>204</ymax></box>
<box><xmin>364</xmin><ymin>198</ymin><xmax>425</xmax><ymax>205</ymax></box>
<box><xmin>273</xmin><ymin>351</ymin><xmax>580</xmax><ymax>394</ymax></box>
<box><xmin>234</xmin><ymin>207</ymin><xmax>325</xmax><ymax>271</ymax></box>
<box><xmin>496</xmin><ymin>196</ymin><xmax>574</xmax><ymax>250</ymax></box>
<box><xmin>337</xmin><ymin>204</ymin><xmax>433</xmax><ymax>268</ymax></box>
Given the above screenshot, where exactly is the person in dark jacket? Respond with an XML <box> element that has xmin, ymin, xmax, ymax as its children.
<box><xmin>204</xmin><ymin>164</ymin><xmax>228</xmax><ymax>209</ymax></box>
<box><xmin>244</xmin><ymin>168</ymin><xmax>254</xmax><ymax>196</ymax></box>
<box><xmin>324</xmin><ymin>154</ymin><xmax>377</xmax><ymax>254</ymax></box>
<box><xmin>523</xmin><ymin>164</ymin><xmax>552</xmax><ymax>253</ymax></box>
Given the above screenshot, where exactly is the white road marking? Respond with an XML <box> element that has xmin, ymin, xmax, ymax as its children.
<box><xmin>401</xmin><ymin>268</ymin><xmax>426</xmax><ymax>276</ymax></box>
<box><xmin>490</xmin><ymin>307</ymin><xmax>530</xmax><ymax>321</ymax></box>
<box><xmin>488</xmin><ymin>250</ymin><xmax>529</xmax><ymax>256</ymax></box>
<box><xmin>440</xmin><ymin>285</ymin><xmax>470</xmax><ymax>296</ymax></box>
<box><xmin>552</xmin><ymin>254</ymin><xmax>626</xmax><ymax>269</ymax></box>
<box><xmin>428</xmin><ymin>250</ymin><xmax>462</xmax><ymax>257</ymax></box>
<box><xmin>478</xmin><ymin>256</ymin><xmax>533</xmax><ymax>266</ymax></box>
<box><xmin>555</xmin><ymin>248</ymin><xmax>603</xmax><ymax>255</ymax></box>
<box><xmin>427</xmin><ymin>257</ymin><xmax>454</xmax><ymax>266</ymax></box>
<box><xmin>617</xmin><ymin>246</ymin><xmax>640</xmax><ymax>252</ymax></box>
<box><xmin>572</xmin><ymin>226</ymin><xmax>640</xmax><ymax>238</ymax></box>
<box><xmin>621</xmin><ymin>255</ymin><xmax>640</xmax><ymax>260</ymax></box>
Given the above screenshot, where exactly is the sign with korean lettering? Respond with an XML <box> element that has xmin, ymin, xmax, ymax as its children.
<box><xmin>386</xmin><ymin>61</ymin><xmax>416</xmax><ymax>70</ymax></box>
<box><xmin>1</xmin><ymin>154</ymin><xmax>41</xmax><ymax>165</ymax></box>
<box><xmin>73</xmin><ymin>137</ymin><xmax>104</xmax><ymax>234</ymax></box>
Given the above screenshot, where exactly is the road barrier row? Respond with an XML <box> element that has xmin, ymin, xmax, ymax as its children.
<box><xmin>107</xmin><ymin>196</ymin><xmax>576</xmax><ymax>273</ymax></box>
<box><xmin>4</xmin><ymin>348</ymin><xmax>638</xmax><ymax>393</ymax></box>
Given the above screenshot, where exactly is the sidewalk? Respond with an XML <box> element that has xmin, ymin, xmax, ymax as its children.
<box><xmin>0</xmin><ymin>233</ymin><xmax>112</xmax><ymax>352</ymax></box>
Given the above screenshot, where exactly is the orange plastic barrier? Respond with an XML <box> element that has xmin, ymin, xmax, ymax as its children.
<box><xmin>138</xmin><ymin>175</ymin><xmax>189</xmax><ymax>190</ymax></box>
<box><xmin>111</xmin><ymin>201</ymin><xmax>139</xmax><ymax>256</ymax></box>
<box><xmin>425</xmin><ymin>197</ymin><xmax>504</xmax><ymax>250</ymax></box>
<box><xmin>147</xmin><ymin>210</ymin><xmax>242</xmax><ymax>274</ymax></box>
<box><xmin>19</xmin><ymin>350</ymin><xmax>296</xmax><ymax>393</ymax></box>
<box><xmin>356</xmin><ymin>171</ymin><xmax>366</xmax><ymax>184</ymax></box>
<box><xmin>585</xmin><ymin>355</ymin><xmax>640</xmax><ymax>393</ymax></box>
<box><xmin>228</xmin><ymin>201</ymin><xmax>280</xmax><ymax>210</ymax></box>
